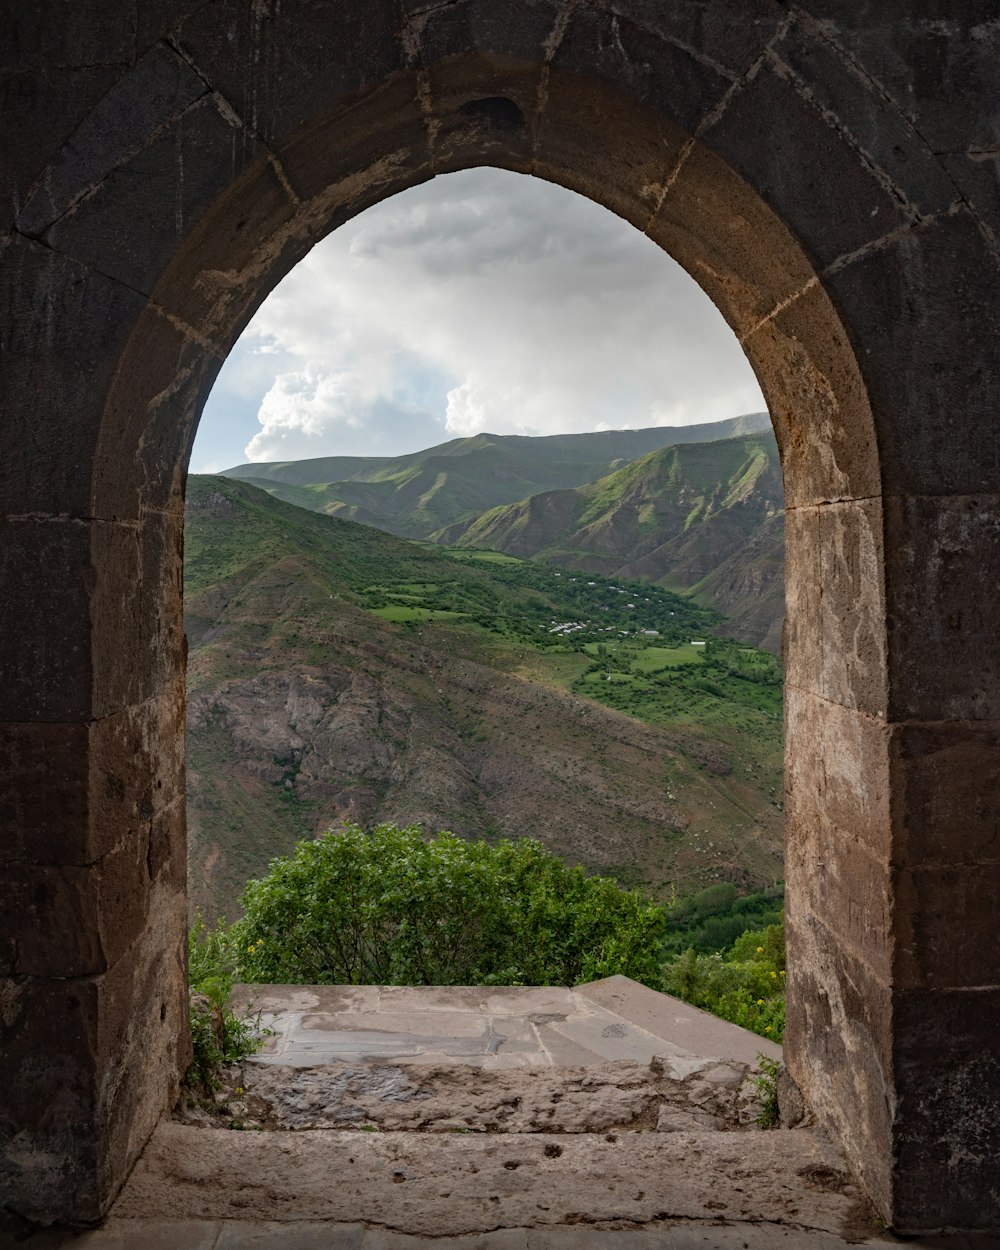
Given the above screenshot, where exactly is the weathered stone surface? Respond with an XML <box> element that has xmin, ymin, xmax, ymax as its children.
<box><xmin>772</xmin><ymin>17</ymin><xmax>958</xmax><ymax>221</ymax></box>
<box><xmin>890</xmin><ymin>987</ymin><xmax>1000</xmax><ymax>1235</ymax></box>
<box><xmin>701</xmin><ymin>61</ymin><xmax>913</xmax><ymax>271</ymax></box>
<box><xmin>113</xmin><ymin>1122</ymin><xmax>867</xmax><ymax>1236</ymax></box>
<box><xmin>552</xmin><ymin>6</ymin><xmax>733</xmax><ymax>138</ymax></box>
<box><xmin>891</xmin><ymin>721</ymin><xmax>1000</xmax><ymax>868</ymax></box>
<box><xmin>174</xmin><ymin>0</ymin><xmax>407</xmax><ymax>146</ymax></box>
<box><xmin>782</xmin><ymin>499</ymin><xmax>887</xmax><ymax>717</ymax></box>
<box><xmin>784</xmin><ymin>688</ymin><xmax>892</xmax><ymax>861</ymax></box>
<box><xmin>0</xmin><ymin>65</ymin><xmax>122</xmax><ymax>225</ymax></box>
<box><xmin>823</xmin><ymin>209</ymin><xmax>1000</xmax><ymax>499</ymax></box>
<box><xmin>884</xmin><ymin>493</ymin><xmax>1000</xmax><ymax>723</ymax></box>
<box><xmin>17</xmin><ymin>43</ymin><xmax>208</xmax><ymax>237</ymax></box>
<box><xmin>185</xmin><ymin>1055</ymin><xmax>767</xmax><ymax>1135</ymax></box>
<box><xmin>45</xmin><ymin>96</ymin><xmax>261</xmax><ymax>298</ymax></box>
<box><xmin>0</xmin><ymin>897</ymin><xmax>188</xmax><ymax>1225</ymax></box>
<box><xmin>783</xmin><ymin>901</ymin><xmax>894</xmax><ymax>1221</ymax></box>
<box><xmin>0</xmin><ymin>234</ymin><xmax>145</xmax><ymax>517</ymax></box>
<box><xmin>535</xmin><ymin>71</ymin><xmax>688</xmax><ymax>234</ymax></box>
<box><xmin>750</xmin><ymin>280</ymin><xmax>881</xmax><ymax>507</ymax></box>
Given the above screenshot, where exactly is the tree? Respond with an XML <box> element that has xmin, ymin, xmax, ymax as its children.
<box><xmin>229</xmin><ymin>823</ymin><xmax>668</xmax><ymax>989</ymax></box>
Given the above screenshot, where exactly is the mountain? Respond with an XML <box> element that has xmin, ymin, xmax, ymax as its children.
<box><xmin>184</xmin><ymin>475</ymin><xmax>783</xmax><ymax>921</ymax></box>
<box><xmin>435</xmin><ymin>431</ymin><xmax>785</xmax><ymax>653</ymax></box>
<box><xmin>221</xmin><ymin>413</ymin><xmax>772</xmax><ymax>539</ymax></box>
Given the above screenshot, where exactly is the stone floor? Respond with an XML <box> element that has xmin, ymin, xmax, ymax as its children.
<box><xmin>3</xmin><ymin>980</ymin><xmax>995</xmax><ymax>1249</ymax></box>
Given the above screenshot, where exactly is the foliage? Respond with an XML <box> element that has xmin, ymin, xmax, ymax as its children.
<box><xmin>187</xmin><ymin>917</ymin><xmax>269</xmax><ymax>1088</ymax></box>
<box><xmin>750</xmin><ymin>1052</ymin><xmax>782</xmax><ymax>1128</ymax></box>
<box><xmin>227</xmin><ymin>823</ymin><xmax>669</xmax><ymax>989</ymax></box>
<box><xmin>662</xmin><ymin>921</ymin><xmax>786</xmax><ymax>1042</ymax></box>
<box><xmin>661</xmin><ymin>882</ymin><xmax>784</xmax><ymax>956</ymax></box>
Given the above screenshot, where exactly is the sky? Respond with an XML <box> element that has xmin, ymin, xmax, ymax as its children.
<box><xmin>191</xmin><ymin>167</ymin><xmax>766</xmax><ymax>473</ymax></box>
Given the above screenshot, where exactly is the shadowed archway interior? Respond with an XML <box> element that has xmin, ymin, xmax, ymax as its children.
<box><xmin>2</xmin><ymin>1</ymin><xmax>999</xmax><ymax>1233</ymax></box>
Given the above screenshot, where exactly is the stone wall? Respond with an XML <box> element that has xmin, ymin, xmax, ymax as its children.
<box><xmin>2</xmin><ymin>0</ymin><xmax>998</xmax><ymax>1231</ymax></box>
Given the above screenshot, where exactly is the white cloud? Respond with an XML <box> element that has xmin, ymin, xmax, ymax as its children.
<box><xmin>196</xmin><ymin>168</ymin><xmax>765</xmax><ymax>468</ymax></box>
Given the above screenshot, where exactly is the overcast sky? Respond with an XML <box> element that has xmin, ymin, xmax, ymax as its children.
<box><xmin>192</xmin><ymin>167</ymin><xmax>765</xmax><ymax>473</ymax></box>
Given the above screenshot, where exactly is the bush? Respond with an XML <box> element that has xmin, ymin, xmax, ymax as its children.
<box><xmin>187</xmin><ymin>917</ymin><xmax>268</xmax><ymax>1088</ymax></box>
<box><xmin>228</xmin><ymin>823</ymin><xmax>668</xmax><ymax>989</ymax></box>
<box><xmin>662</xmin><ymin>921</ymin><xmax>786</xmax><ymax>1042</ymax></box>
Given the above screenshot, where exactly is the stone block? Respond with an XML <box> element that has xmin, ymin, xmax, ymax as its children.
<box><xmin>552</xmin><ymin>5</ymin><xmax>733</xmax><ymax>138</ymax></box>
<box><xmin>823</xmin><ymin>209</ymin><xmax>1000</xmax><ymax>498</ymax></box>
<box><xmin>0</xmin><ymin>683</ymin><xmax>185</xmax><ymax>867</ymax></box>
<box><xmin>0</xmin><ymin>3</ymin><xmax>132</xmax><ymax>69</ymax></box>
<box><xmin>45</xmin><ymin>96</ymin><xmax>261</xmax><ymax>298</ymax></box>
<box><xmin>95</xmin><ymin>892</ymin><xmax>190</xmax><ymax>1205</ymax></box>
<box><xmin>750</xmin><ymin>279</ymin><xmax>881</xmax><ymax>506</ymax></box>
<box><xmin>0</xmin><ymin>900</ymin><xmax>187</xmax><ymax>1223</ymax></box>
<box><xmin>649</xmin><ymin>138</ymin><xmax>818</xmax><ymax>339</ymax></box>
<box><xmin>623</xmin><ymin>0</ymin><xmax>785</xmax><ymax>79</ymax></box>
<box><xmin>94</xmin><ymin>310</ymin><xmax>222</xmax><ymax>519</ymax></box>
<box><xmin>271</xmin><ymin>71</ymin><xmax>432</xmax><ymax>211</ymax></box>
<box><xmin>800</xmin><ymin>4</ymin><xmax>1000</xmax><ymax>156</ymax></box>
<box><xmin>782</xmin><ymin>499</ymin><xmax>888</xmax><ymax>717</ymax></box>
<box><xmin>772</xmin><ymin>19</ymin><xmax>956</xmax><ymax>220</ymax></box>
<box><xmin>786</xmin><ymin>802</ymin><xmax>893</xmax><ymax>984</ymax></box>
<box><xmin>136</xmin><ymin>2</ymin><xmax>207</xmax><ymax>54</ymax></box>
<box><xmin>0</xmin><ymin>518</ymin><xmax>96</xmax><ymax>722</ymax></box>
<box><xmin>893</xmin><ymin>863</ymin><xmax>1000</xmax><ymax>991</ymax></box>
<box><xmin>783</xmin><ymin>902</ymin><xmax>894</xmax><ymax>1218</ymax></box>
<box><xmin>0</xmin><ymin>65</ymin><xmax>120</xmax><ymax>227</ymax></box>
<box><xmin>409</xmin><ymin>0</ymin><xmax>561</xmax><ymax>68</ymax></box>
<box><xmin>700</xmin><ymin>61</ymin><xmax>911</xmax><ymax>273</ymax></box>
<box><xmin>940</xmin><ymin>151</ymin><xmax>1000</xmax><ymax>246</ymax></box>
<box><xmin>175</xmin><ymin>0</ymin><xmax>406</xmax><ymax>147</ymax></box>
<box><xmin>884</xmin><ymin>493</ymin><xmax>1000</xmax><ymax>723</ymax></box>
<box><xmin>784</xmin><ymin>686</ymin><xmax>892</xmax><ymax>861</ymax></box>
<box><xmin>890</xmin><ymin>721</ymin><xmax>1000</xmax><ymax>867</ymax></box>
<box><xmin>0</xmin><ymin>234</ymin><xmax>145</xmax><ymax>517</ymax></box>
<box><xmin>149</xmin><ymin>155</ymin><xmax>299</xmax><ymax>339</ymax></box>
<box><xmin>535</xmin><ymin>69</ymin><xmax>687</xmax><ymax>233</ymax></box>
<box><xmin>0</xmin><ymin>974</ymin><xmax>102</xmax><ymax>1222</ymax></box>
<box><xmin>425</xmin><ymin>56</ymin><xmax>539</xmax><ymax>176</ymax></box>
<box><xmin>780</xmin><ymin>505</ymin><xmax>820</xmax><ymax>686</ymax></box>
<box><xmin>892</xmin><ymin>987</ymin><xmax>1000</xmax><ymax>1232</ymax></box>
<box><xmin>4</xmin><ymin>832</ymin><xmax>151</xmax><ymax>978</ymax></box>
<box><xmin>817</xmin><ymin>497</ymin><xmax>888</xmax><ymax>715</ymax></box>
<box><xmin>17</xmin><ymin>43</ymin><xmax>207</xmax><ymax>237</ymax></box>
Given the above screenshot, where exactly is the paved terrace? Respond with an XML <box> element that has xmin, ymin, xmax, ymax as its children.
<box><xmin>3</xmin><ymin>980</ymin><xmax>991</xmax><ymax>1249</ymax></box>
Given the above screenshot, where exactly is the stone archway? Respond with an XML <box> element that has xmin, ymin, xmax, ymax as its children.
<box><xmin>3</xmin><ymin>2</ymin><xmax>998</xmax><ymax>1233</ymax></box>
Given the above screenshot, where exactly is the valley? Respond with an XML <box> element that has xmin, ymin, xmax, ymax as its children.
<box><xmin>224</xmin><ymin>417</ymin><xmax>784</xmax><ymax>654</ymax></box>
<box><xmin>185</xmin><ymin>474</ymin><xmax>783</xmax><ymax>921</ymax></box>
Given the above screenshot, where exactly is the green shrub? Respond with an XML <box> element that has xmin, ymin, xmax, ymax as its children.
<box><xmin>187</xmin><ymin>917</ymin><xmax>268</xmax><ymax>1088</ymax></box>
<box><xmin>228</xmin><ymin>823</ymin><xmax>668</xmax><ymax>989</ymax></box>
<box><xmin>662</xmin><ymin>921</ymin><xmax>786</xmax><ymax>1042</ymax></box>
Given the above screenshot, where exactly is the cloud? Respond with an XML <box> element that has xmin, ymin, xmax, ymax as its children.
<box><xmin>198</xmin><ymin>167</ymin><xmax>765</xmax><ymax>468</ymax></box>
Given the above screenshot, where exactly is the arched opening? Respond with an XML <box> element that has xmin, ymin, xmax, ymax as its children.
<box><xmin>184</xmin><ymin>165</ymin><xmax>783</xmax><ymax>921</ymax></box>
<box><xmin>4</xmin><ymin>6</ymin><xmax>998</xmax><ymax>1235</ymax></box>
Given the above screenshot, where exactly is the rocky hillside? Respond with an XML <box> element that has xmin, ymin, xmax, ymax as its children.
<box><xmin>436</xmin><ymin>432</ymin><xmax>785</xmax><ymax>653</ymax></box>
<box><xmin>184</xmin><ymin>476</ymin><xmax>783</xmax><ymax>920</ymax></box>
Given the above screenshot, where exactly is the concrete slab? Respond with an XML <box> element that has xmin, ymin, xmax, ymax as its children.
<box><xmin>576</xmin><ymin>977</ymin><xmax>782</xmax><ymax>1065</ymax></box>
<box><xmin>239</xmin><ymin>979</ymin><xmax>780</xmax><ymax>1071</ymax></box>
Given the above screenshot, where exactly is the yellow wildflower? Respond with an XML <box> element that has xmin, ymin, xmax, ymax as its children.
<box><xmin>756</xmin><ymin>999</ymin><xmax>764</xmax><ymax>1006</ymax></box>
<box><xmin>755</xmin><ymin>946</ymin><xmax>764</xmax><ymax>953</ymax></box>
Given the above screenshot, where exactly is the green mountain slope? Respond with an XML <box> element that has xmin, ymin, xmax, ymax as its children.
<box><xmin>184</xmin><ymin>475</ymin><xmax>783</xmax><ymax>921</ymax></box>
<box><xmin>436</xmin><ymin>431</ymin><xmax>785</xmax><ymax>652</ymax></box>
<box><xmin>221</xmin><ymin>413</ymin><xmax>771</xmax><ymax>539</ymax></box>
